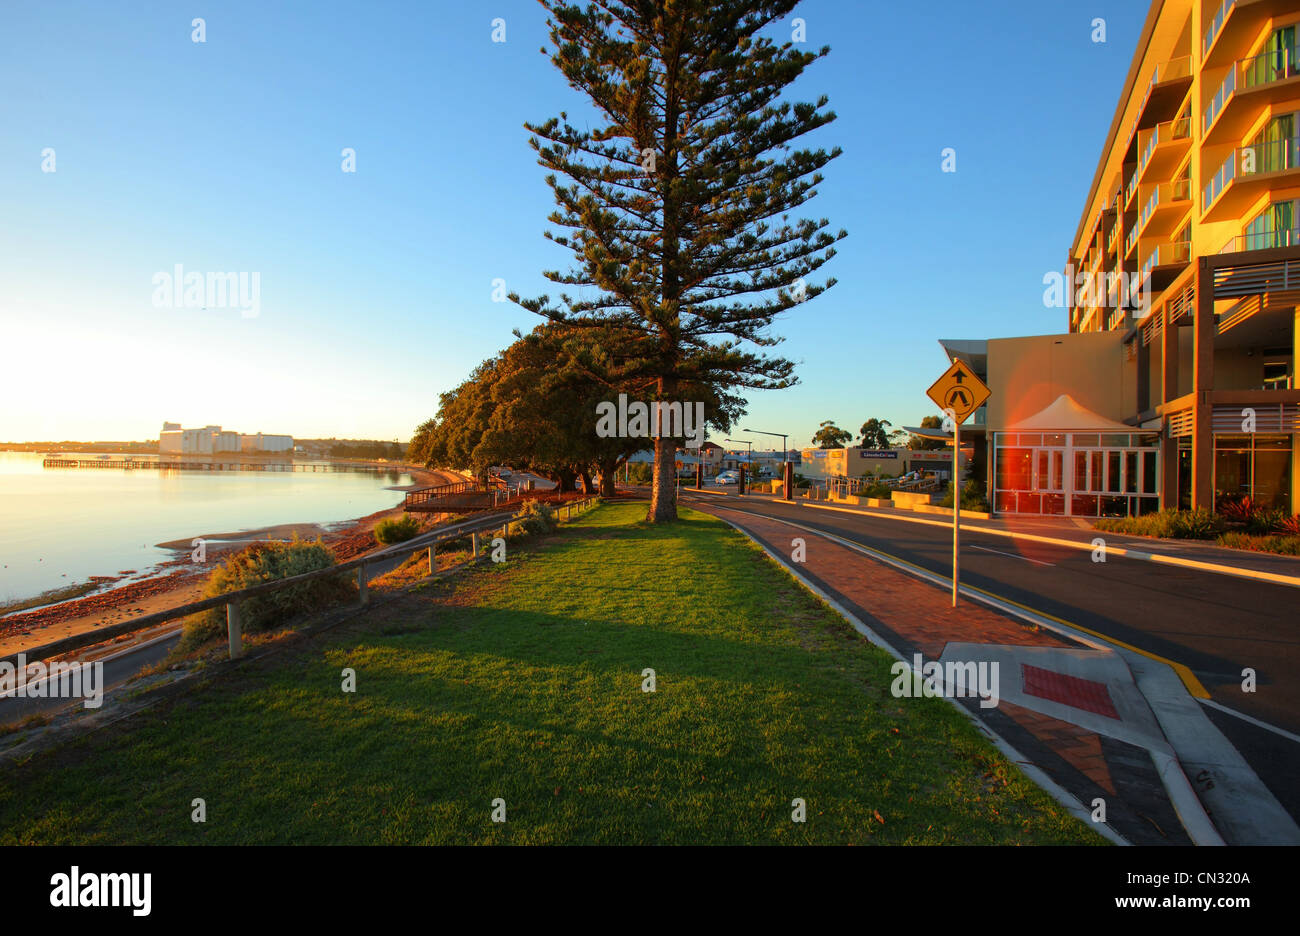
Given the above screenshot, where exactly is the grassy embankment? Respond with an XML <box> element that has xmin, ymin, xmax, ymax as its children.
<box><xmin>0</xmin><ymin>502</ymin><xmax>1099</xmax><ymax>845</ymax></box>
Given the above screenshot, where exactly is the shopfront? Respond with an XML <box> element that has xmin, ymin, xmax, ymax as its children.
<box><xmin>991</xmin><ymin>395</ymin><xmax>1160</xmax><ymax>518</ymax></box>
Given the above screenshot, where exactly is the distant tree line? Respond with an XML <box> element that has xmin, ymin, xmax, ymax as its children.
<box><xmin>810</xmin><ymin>416</ymin><xmax>948</xmax><ymax>451</ymax></box>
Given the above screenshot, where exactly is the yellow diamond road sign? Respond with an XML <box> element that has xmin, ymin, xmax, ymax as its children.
<box><xmin>926</xmin><ymin>361</ymin><xmax>990</xmax><ymax>425</ymax></box>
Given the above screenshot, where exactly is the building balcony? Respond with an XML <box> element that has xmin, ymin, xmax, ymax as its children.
<box><xmin>1138</xmin><ymin>116</ymin><xmax>1191</xmax><ymax>183</ymax></box>
<box><xmin>1203</xmin><ymin>0</ymin><xmax>1297</xmax><ymax>71</ymax></box>
<box><xmin>1219</xmin><ymin>227</ymin><xmax>1300</xmax><ymax>253</ymax></box>
<box><xmin>1203</xmin><ymin>44</ymin><xmax>1300</xmax><ymax>147</ymax></box>
<box><xmin>1125</xmin><ymin>56</ymin><xmax>1194</xmax><ymax>152</ymax></box>
<box><xmin>1202</xmin><ymin>136</ymin><xmax>1300</xmax><ymax>221</ymax></box>
<box><xmin>1139</xmin><ymin>239</ymin><xmax>1193</xmax><ymax>295</ymax></box>
<box><xmin>1136</xmin><ymin>178</ymin><xmax>1193</xmax><ymax>240</ymax></box>
<box><xmin>1124</xmin><ymin>168</ymin><xmax>1140</xmax><ymax>209</ymax></box>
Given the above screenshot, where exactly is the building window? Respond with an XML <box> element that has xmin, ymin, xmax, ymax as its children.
<box><xmin>1215</xmin><ymin>434</ymin><xmax>1293</xmax><ymax>512</ymax></box>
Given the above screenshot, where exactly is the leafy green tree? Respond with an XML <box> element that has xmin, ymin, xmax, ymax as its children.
<box><xmin>411</xmin><ymin>326</ymin><xmax>742</xmax><ymax>496</ymax></box>
<box><xmin>909</xmin><ymin>415</ymin><xmax>948</xmax><ymax>451</ymax></box>
<box><xmin>513</xmin><ymin>0</ymin><xmax>845</xmax><ymax>522</ymax></box>
<box><xmin>811</xmin><ymin>420</ymin><xmax>851</xmax><ymax>449</ymax></box>
<box><xmin>858</xmin><ymin>418</ymin><xmax>892</xmax><ymax>449</ymax></box>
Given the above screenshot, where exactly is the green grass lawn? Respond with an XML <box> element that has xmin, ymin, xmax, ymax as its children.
<box><xmin>0</xmin><ymin>502</ymin><xmax>1100</xmax><ymax>844</ymax></box>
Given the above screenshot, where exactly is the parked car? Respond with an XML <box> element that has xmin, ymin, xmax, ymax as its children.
<box><xmin>715</xmin><ymin>470</ymin><xmax>740</xmax><ymax>485</ymax></box>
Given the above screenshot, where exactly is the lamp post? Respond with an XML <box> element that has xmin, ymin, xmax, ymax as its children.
<box><xmin>743</xmin><ymin>428</ymin><xmax>789</xmax><ymax>462</ymax></box>
<box><xmin>725</xmin><ymin>438</ymin><xmax>753</xmax><ymax>493</ymax></box>
<box><xmin>745</xmin><ymin>428</ymin><xmax>793</xmax><ymax>500</ymax></box>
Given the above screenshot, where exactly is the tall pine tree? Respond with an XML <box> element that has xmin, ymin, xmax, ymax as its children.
<box><xmin>514</xmin><ymin>0</ymin><xmax>844</xmax><ymax>521</ymax></box>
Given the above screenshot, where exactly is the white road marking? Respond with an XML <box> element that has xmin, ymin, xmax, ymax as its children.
<box><xmin>969</xmin><ymin>544</ymin><xmax>1055</xmax><ymax>567</ymax></box>
<box><xmin>1199</xmin><ymin>697</ymin><xmax>1300</xmax><ymax>746</ymax></box>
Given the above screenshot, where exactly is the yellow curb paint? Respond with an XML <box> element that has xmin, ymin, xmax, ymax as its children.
<box><xmin>959</xmin><ymin>584</ymin><xmax>1212</xmax><ymax>700</ymax></box>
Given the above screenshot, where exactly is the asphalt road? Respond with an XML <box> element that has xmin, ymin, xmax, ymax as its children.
<box><xmin>0</xmin><ymin>630</ymin><xmax>181</xmax><ymax>726</ymax></box>
<box><xmin>682</xmin><ymin>489</ymin><xmax>1300</xmax><ymax>822</ymax></box>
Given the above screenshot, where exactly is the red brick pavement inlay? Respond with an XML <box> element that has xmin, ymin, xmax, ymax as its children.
<box><xmin>1022</xmin><ymin>664</ymin><xmax>1120</xmax><ymax>719</ymax></box>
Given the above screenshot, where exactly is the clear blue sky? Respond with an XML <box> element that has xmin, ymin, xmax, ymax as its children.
<box><xmin>0</xmin><ymin>0</ymin><xmax>1146</xmax><ymax>446</ymax></box>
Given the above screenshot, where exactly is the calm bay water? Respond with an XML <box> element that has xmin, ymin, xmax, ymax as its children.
<box><xmin>0</xmin><ymin>452</ymin><xmax>413</xmax><ymax>605</ymax></box>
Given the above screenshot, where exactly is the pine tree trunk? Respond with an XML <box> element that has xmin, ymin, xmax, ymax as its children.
<box><xmin>647</xmin><ymin>435</ymin><xmax>678</xmax><ymax>522</ymax></box>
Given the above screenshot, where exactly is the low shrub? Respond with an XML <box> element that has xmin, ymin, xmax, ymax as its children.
<box><xmin>1216</xmin><ymin>532</ymin><xmax>1300</xmax><ymax>556</ymax></box>
<box><xmin>1280</xmin><ymin>514</ymin><xmax>1300</xmax><ymax>536</ymax></box>
<box><xmin>1245</xmin><ymin>508</ymin><xmax>1288</xmax><ymax>535</ymax></box>
<box><xmin>179</xmin><ymin>537</ymin><xmax>354</xmax><ymax>650</ymax></box>
<box><xmin>1216</xmin><ymin>495</ymin><xmax>1258</xmax><ymax>525</ymax></box>
<box><xmin>373</xmin><ymin>515</ymin><xmax>421</xmax><ymax>545</ymax></box>
<box><xmin>939</xmin><ymin>480</ymin><xmax>990</xmax><ymax>512</ymax></box>
<box><xmin>1094</xmin><ymin>509</ymin><xmax>1224</xmax><ymax>539</ymax></box>
<box><xmin>513</xmin><ymin>499</ymin><xmax>558</xmax><ymax>535</ymax></box>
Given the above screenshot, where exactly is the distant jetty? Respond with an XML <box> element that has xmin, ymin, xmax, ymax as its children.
<box><xmin>41</xmin><ymin>457</ymin><xmax>399</xmax><ymax>473</ymax></box>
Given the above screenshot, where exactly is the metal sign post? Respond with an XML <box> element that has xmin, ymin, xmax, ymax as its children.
<box><xmin>925</xmin><ymin>360</ymin><xmax>990</xmax><ymax>610</ymax></box>
<box><xmin>952</xmin><ymin>419</ymin><xmax>959</xmax><ymax>607</ymax></box>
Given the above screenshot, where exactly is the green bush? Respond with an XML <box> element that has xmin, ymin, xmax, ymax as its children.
<box><xmin>374</xmin><ymin>514</ymin><xmax>421</xmax><ymax>544</ymax></box>
<box><xmin>180</xmin><ymin>537</ymin><xmax>354</xmax><ymax>649</ymax></box>
<box><xmin>514</xmin><ymin>500</ymin><xmax>558</xmax><ymax>535</ymax></box>
<box><xmin>1216</xmin><ymin>532</ymin><xmax>1300</xmax><ymax>556</ymax></box>
<box><xmin>1094</xmin><ymin>509</ymin><xmax>1224</xmax><ymax>540</ymax></box>
<box><xmin>939</xmin><ymin>480</ymin><xmax>990</xmax><ymax>512</ymax></box>
<box><xmin>1245</xmin><ymin>508</ymin><xmax>1288</xmax><ymax>535</ymax></box>
<box><xmin>625</xmin><ymin>462</ymin><xmax>653</xmax><ymax>484</ymax></box>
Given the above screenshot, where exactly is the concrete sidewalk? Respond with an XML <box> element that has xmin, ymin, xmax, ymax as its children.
<box><xmin>689</xmin><ymin>485</ymin><xmax>1300</xmax><ymax>586</ymax></box>
<box><xmin>691</xmin><ymin>497</ymin><xmax>1300</xmax><ymax>846</ymax></box>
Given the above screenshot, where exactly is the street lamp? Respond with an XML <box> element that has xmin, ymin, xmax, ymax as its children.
<box><xmin>724</xmin><ymin>438</ymin><xmax>753</xmax><ymax>469</ymax></box>
<box><xmin>743</xmin><ymin>428</ymin><xmax>789</xmax><ymax>463</ymax></box>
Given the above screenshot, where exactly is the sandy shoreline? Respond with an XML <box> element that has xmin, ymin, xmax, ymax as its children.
<box><xmin>0</xmin><ymin>464</ymin><xmax>456</xmax><ymax>658</ymax></box>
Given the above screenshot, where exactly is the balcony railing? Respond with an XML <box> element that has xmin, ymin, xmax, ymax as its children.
<box><xmin>1203</xmin><ymin>151</ymin><xmax>1236</xmax><ymax>209</ymax></box>
<box><xmin>1137</xmin><ymin>188</ymin><xmax>1160</xmax><ymax>234</ymax></box>
<box><xmin>1138</xmin><ymin>116</ymin><xmax>1191</xmax><ymax>177</ymax></box>
<box><xmin>1240</xmin><ymin>43</ymin><xmax>1299</xmax><ymax>91</ymax></box>
<box><xmin>1220</xmin><ymin>228</ymin><xmax>1300</xmax><ymax>253</ymax></box>
<box><xmin>1141</xmin><ymin>240</ymin><xmax>1192</xmax><ymax>283</ymax></box>
<box><xmin>1125</xmin><ymin>223</ymin><xmax>1139</xmax><ymax>256</ymax></box>
<box><xmin>1203</xmin><ymin>0</ymin><xmax>1236</xmax><ymax>59</ymax></box>
<box><xmin>1203</xmin><ymin>67</ymin><xmax>1237</xmax><ymax>135</ymax></box>
<box><xmin>1204</xmin><ymin>137</ymin><xmax>1300</xmax><ymax>213</ymax></box>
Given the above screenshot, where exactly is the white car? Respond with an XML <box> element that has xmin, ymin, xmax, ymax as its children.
<box><xmin>715</xmin><ymin>470</ymin><xmax>740</xmax><ymax>485</ymax></box>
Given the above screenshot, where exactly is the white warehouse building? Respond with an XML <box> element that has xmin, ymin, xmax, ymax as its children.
<box><xmin>159</xmin><ymin>423</ymin><xmax>292</xmax><ymax>455</ymax></box>
<box><xmin>240</xmin><ymin>432</ymin><xmax>293</xmax><ymax>453</ymax></box>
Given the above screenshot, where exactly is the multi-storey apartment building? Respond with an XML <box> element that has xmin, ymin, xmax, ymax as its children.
<box><xmin>1064</xmin><ymin>0</ymin><xmax>1300</xmax><ymax>515</ymax></box>
<box><xmin>958</xmin><ymin>0</ymin><xmax>1299</xmax><ymax>519</ymax></box>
